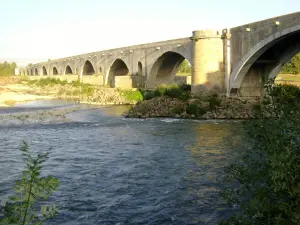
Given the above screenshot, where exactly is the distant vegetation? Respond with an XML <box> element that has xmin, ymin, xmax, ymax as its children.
<box><xmin>280</xmin><ymin>52</ymin><xmax>300</xmax><ymax>74</ymax></box>
<box><xmin>0</xmin><ymin>62</ymin><xmax>17</xmax><ymax>76</ymax></box>
<box><xmin>177</xmin><ymin>59</ymin><xmax>191</xmax><ymax>75</ymax></box>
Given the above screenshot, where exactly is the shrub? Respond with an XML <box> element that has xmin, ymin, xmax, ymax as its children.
<box><xmin>120</xmin><ymin>90</ymin><xmax>143</xmax><ymax>102</ymax></box>
<box><xmin>164</xmin><ymin>86</ymin><xmax>184</xmax><ymax>99</ymax></box>
<box><xmin>205</xmin><ymin>93</ymin><xmax>221</xmax><ymax>110</ymax></box>
<box><xmin>153</xmin><ymin>85</ymin><xmax>167</xmax><ymax>97</ymax></box>
<box><xmin>220</xmin><ymin>84</ymin><xmax>300</xmax><ymax>225</ymax></box>
<box><xmin>179</xmin><ymin>83</ymin><xmax>191</xmax><ymax>92</ymax></box>
<box><xmin>0</xmin><ymin>142</ymin><xmax>59</xmax><ymax>225</ymax></box>
<box><xmin>186</xmin><ymin>103</ymin><xmax>206</xmax><ymax>117</ymax></box>
<box><xmin>143</xmin><ymin>91</ymin><xmax>156</xmax><ymax>100</ymax></box>
<box><xmin>71</xmin><ymin>80</ymin><xmax>82</xmax><ymax>87</ymax></box>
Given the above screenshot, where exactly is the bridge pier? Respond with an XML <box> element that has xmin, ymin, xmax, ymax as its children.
<box><xmin>191</xmin><ymin>30</ymin><xmax>224</xmax><ymax>94</ymax></box>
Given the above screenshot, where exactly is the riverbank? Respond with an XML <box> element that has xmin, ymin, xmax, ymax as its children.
<box><xmin>2</xmin><ymin>76</ymin><xmax>299</xmax><ymax>120</ymax></box>
<box><xmin>124</xmin><ymin>91</ymin><xmax>259</xmax><ymax>119</ymax></box>
<box><xmin>0</xmin><ymin>77</ymin><xmax>142</xmax><ymax>107</ymax></box>
<box><xmin>0</xmin><ymin>82</ymin><xmax>55</xmax><ymax>107</ymax></box>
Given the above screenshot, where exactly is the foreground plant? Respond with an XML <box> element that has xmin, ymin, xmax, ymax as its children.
<box><xmin>0</xmin><ymin>142</ymin><xmax>59</xmax><ymax>225</ymax></box>
<box><xmin>219</xmin><ymin>84</ymin><xmax>300</xmax><ymax>225</ymax></box>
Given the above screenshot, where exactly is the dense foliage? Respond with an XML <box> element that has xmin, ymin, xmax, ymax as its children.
<box><xmin>143</xmin><ymin>84</ymin><xmax>191</xmax><ymax>100</ymax></box>
<box><xmin>280</xmin><ymin>53</ymin><xmax>300</xmax><ymax>74</ymax></box>
<box><xmin>177</xmin><ymin>59</ymin><xmax>191</xmax><ymax>74</ymax></box>
<box><xmin>0</xmin><ymin>62</ymin><xmax>17</xmax><ymax>76</ymax></box>
<box><xmin>0</xmin><ymin>142</ymin><xmax>59</xmax><ymax>225</ymax></box>
<box><xmin>220</xmin><ymin>84</ymin><xmax>300</xmax><ymax>225</ymax></box>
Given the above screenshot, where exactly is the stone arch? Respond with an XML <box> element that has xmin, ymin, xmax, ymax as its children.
<box><xmin>82</xmin><ymin>60</ymin><xmax>95</xmax><ymax>75</ymax></box>
<box><xmin>138</xmin><ymin>61</ymin><xmax>143</xmax><ymax>76</ymax></box>
<box><xmin>230</xmin><ymin>25</ymin><xmax>300</xmax><ymax>92</ymax></box>
<box><xmin>65</xmin><ymin>65</ymin><xmax>73</xmax><ymax>75</ymax></box>
<box><xmin>147</xmin><ymin>51</ymin><xmax>190</xmax><ymax>88</ymax></box>
<box><xmin>42</xmin><ymin>66</ymin><xmax>47</xmax><ymax>76</ymax></box>
<box><xmin>35</xmin><ymin>68</ymin><xmax>39</xmax><ymax>76</ymax></box>
<box><xmin>53</xmin><ymin>67</ymin><xmax>58</xmax><ymax>75</ymax></box>
<box><xmin>106</xmin><ymin>58</ymin><xmax>130</xmax><ymax>87</ymax></box>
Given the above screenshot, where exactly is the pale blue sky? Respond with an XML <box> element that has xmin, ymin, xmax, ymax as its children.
<box><xmin>1</xmin><ymin>0</ymin><xmax>299</xmax><ymax>66</ymax></box>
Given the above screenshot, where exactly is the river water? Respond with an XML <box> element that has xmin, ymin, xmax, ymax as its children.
<box><xmin>0</xmin><ymin>100</ymin><xmax>243</xmax><ymax>225</ymax></box>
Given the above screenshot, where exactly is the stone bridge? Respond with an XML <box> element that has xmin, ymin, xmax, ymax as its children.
<box><xmin>24</xmin><ymin>11</ymin><xmax>300</xmax><ymax>97</ymax></box>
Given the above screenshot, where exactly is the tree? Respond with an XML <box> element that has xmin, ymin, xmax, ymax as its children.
<box><xmin>0</xmin><ymin>62</ymin><xmax>17</xmax><ymax>76</ymax></box>
<box><xmin>177</xmin><ymin>59</ymin><xmax>191</xmax><ymax>74</ymax></box>
<box><xmin>280</xmin><ymin>52</ymin><xmax>300</xmax><ymax>74</ymax></box>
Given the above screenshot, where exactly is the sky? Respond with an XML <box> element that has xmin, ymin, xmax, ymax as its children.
<box><xmin>0</xmin><ymin>0</ymin><xmax>299</xmax><ymax>66</ymax></box>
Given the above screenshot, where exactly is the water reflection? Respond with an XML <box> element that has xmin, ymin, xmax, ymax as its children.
<box><xmin>184</xmin><ymin>123</ymin><xmax>244</xmax><ymax>224</ymax></box>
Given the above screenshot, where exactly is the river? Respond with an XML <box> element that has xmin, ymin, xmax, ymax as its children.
<box><xmin>0</xmin><ymin>100</ymin><xmax>243</xmax><ymax>225</ymax></box>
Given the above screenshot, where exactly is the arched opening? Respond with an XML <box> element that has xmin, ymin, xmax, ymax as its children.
<box><xmin>42</xmin><ymin>66</ymin><xmax>47</xmax><ymax>76</ymax></box>
<box><xmin>148</xmin><ymin>51</ymin><xmax>190</xmax><ymax>88</ymax></box>
<box><xmin>53</xmin><ymin>67</ymin><xmax>58</xmax><ymax>75</ymax></box>
<box><xmin>231</xmin><ymin>30</ymin><xmax>300</xmax><ymax>97</ymax></box>
<box><xmin>65</xmin><ymin>65</ymin><xmax>73</xmax><ymax>75</ymax></box>
<box><xmin>35</xmin><ymin>68</ymin><xmax>38</xmax><ymax>76</ymax></box>
<box><xmin>82</xmin><ymin>60</ymin><xmax>95</xmax><ymax>75</ymax></box>
<box><xmin>138</xmin><ymin>61</ymin><xmax>143</xmax><ymax>75</ymax></box>
<box><xmin>107</xmin><ymin>59</ymin><xmax>129</xmax><ymax>87</ymax></box>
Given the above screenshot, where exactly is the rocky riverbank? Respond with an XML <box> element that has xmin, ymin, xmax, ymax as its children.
<box><xmin>124</xmin><ymin>93</ymin><xmax>260</xmax><ymax>120</ymax></box>
<box><xmin>0</xmin><ymin>77</ymin><xmax>260</xmax><ymax>120</ymax></box>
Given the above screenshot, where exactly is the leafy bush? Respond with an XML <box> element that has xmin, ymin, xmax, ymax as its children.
<box><xmin>205</xmin><ymin>93</ymin><xmax>221</xmax><ymax>110</ymax></box>
<box><xmin>164</xmin><ymin>86</ymin><xmax>184</xmax><ymax>98</ymax></box>
<box><xmin>0</xmin><ymin>142</ymin><xmax>59</xmax><ymax>225</ymax></box>
<box><xmin>0</xmin><ymin>62</ymin><xmax>17</xmax><ymax>76</ymax></box>
<box><xmin>143</xmin><ymin>91</ymin><xmax>156</xmax><ymax>100</ymax></box>
<box><xmin>71</xmin><ymin>80</ymin><xmax>82</xmax><ymax>87</ymax></box>
<box><xmin>186</xmin><ymin>103</ymin><xmax>206</xmax><ymax>117</ymax></box>
<box><xmin>119</xmin><ymin>90</ymin><xmax>143</xmax><ymax>102</ymax></box>
<box><xmin>154</xmin><ymin>85</ymin><xmax>168</xmax><ymax>97</ymax></box>
<box><xmin>220</xmin><ymin>84</ymin><xmax>300</xmax><ymax>225</ymax></box>
<box><xmin>179</xmin><ymin>83</ymin><xmax>191</xmax><ymax>92</ymax></box>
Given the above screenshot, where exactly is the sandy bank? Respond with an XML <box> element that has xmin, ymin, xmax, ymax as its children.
<box><xmin>0</xmin><ymin>84</ymin><xmax>55</xmax><ymax>107</ymax></box>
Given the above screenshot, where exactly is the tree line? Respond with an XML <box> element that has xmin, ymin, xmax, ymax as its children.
<box><xmin>0</xmin><ymin>61</ymin><xmax>17</xmax><ymax>76</ymax></box>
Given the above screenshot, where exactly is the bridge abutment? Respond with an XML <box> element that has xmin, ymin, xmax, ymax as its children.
<box><xmin>191</xmin><ymin>30</ymin><xmax>225</xmax><ymax>94</ymax></box>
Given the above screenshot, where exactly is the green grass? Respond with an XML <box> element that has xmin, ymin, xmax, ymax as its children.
<box><xmin>143</xmin><ymin>84</ymin><xmax>191</xmax><ymax>100</ymax></box>
<box><xmin>119</xmin><ymin>89</ymin><xmax>143</xmax><ymax>102</ymax></box>
<box><xmin>28</xmin><ymin>77</ymin><xmax>68</xmax><ymax>86</ymax></box>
